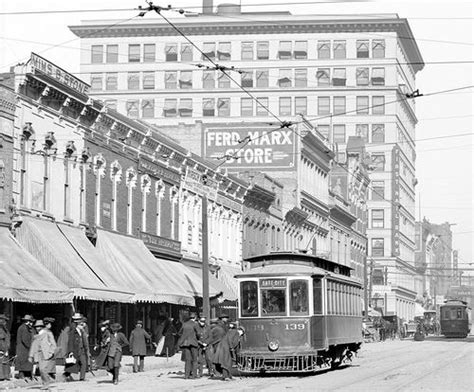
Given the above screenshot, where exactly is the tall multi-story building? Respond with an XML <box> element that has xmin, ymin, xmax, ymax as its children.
<box><xmin>70</xmin><ymin>4</ymin><xmax>424</xmax><ymax>319</ymax></box>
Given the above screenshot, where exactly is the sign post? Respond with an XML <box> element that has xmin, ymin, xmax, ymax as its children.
<box><xmin>183</xmin><ymin>167</ymin><xmax>218</xmax><ymax>323</ymax></box>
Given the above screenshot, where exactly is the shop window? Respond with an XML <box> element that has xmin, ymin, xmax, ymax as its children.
<box><xmin>372</xmin><ymin>68</ymin><xmax>385</xmax><ymax>85</ymax></box>
<box><xmin>257</xmin><ymin>41</ymin><xmax>269</xmax><ymax>60</ymax></box>
<box><xmin>371</xmin><ymin>238</ymin><xmax>384</xmax><ymax>256</ymax></box>
<box><xmin>241</xmin><ymin>71</ymin><xmax>254</xmax><ymax>88</ymax></box>
<box><xmin>203</xmin><ymin>70</ymin><xmax>215</xmax><ymax>89</ymax></box>
<box><xmin>295</xmin><ymin>68</ymin><xmax>307</xmax><ymax>88</ymax></box>
<box><xmin>356</xmin><ymin>124</ymin><xmax>369</xmax><ymax>142</ymax></box>
<box><xmin>91</xmin><ymin>45</ymin><xmax>103</xmax><ymax>63</ymax></box>
<box><xmin>295</xmin><ymin>97</ymin><xmax>307</xmax><ymax>115</ymax></box>
<box><xmin>294</xmin><ymin>41</ymin><xmax>307</xmax><ymax>59</ymax></box>
<box><xmin>317</xmin><ymin>68</ymin><xmax>330</xmax><ymax>86</ymax></box>
<box><xmin>356</xmin><ymin>68</ymin><xmax>369</xmax><ymax>86</ymax></box>
<box><xmin>372</xmin><ymin>96</ymin><xmax>385</xmax><ymax>114</ymax></box>
<box><xmin>179</xmin><ymin>71</ymin><xmax>193</xmax><ymax>89</ymax></box>
<box><xmin>333</xmin><ymin>96</ymin><xmax>346</xmax><ymax>115</ymax></box>
<box><xmin>126</xmin><ymin>100</ymin><xmax>139</xmax><ymax>118</ymax></box>
<box><xmin>165</xmin><ymin>71</ymin><xmax>177</xmax><ymax>89</ymax></box>
<box><xmin>143</xmin><ymin>44</ymin><xmax>155</xmax><ymax>62</ymax></box>
<box><xmin>356</xmin><ymin>96</ymin><xmax>369</xmax><ymax>114</ymax></box>
<box><xmin>317</xmin><ymin>40</ymin><xmax>330</xmax><ymax>59</ymax></box>
<box><xmin>142</xmin><ymin>100</ymin><xmax>154</xmax><ymax>118</ymax></box>
<box><xmin>261</xmin><ymin>279</ymin><xmax>287</xmax><ymax>316</ymax></box>
<box><xmin>278</xmin><ymin>69</ymin><xmax>292</xmax><ymax>88</ymax></box>
<box><xmin>333</xmin><ymin>40</ymin><xmax>346</xmax><ymax>59</ymax></box>
<box><xmin>372</xmin><ymin>124</ymin><xmax>385</xmax><ymax>143</ymax></box>
<box><xmin>178</xmin><ymin>98</ymin><xmax>193</xmax><ymax>117</ymax></box>
<box><xmin>127</xmin><ymin>72</ymin><xmax>140</xmax><ymax>90</ymax></box>
<box><xmin>256</xmin><ymin>69</ymin><xmax>269</xmax><ymax>88</ymax></box>
<box><xmin>242</xmin><ymin>42</ymin><xmax>254</xmax><ymax>60</ymax></box>
<box><xmin>332</xmin><ymin>68</ymin><xmax>346</xmax><ymax>86</ymax></box>
<box><xmin>290</xmin><ymin>280</ymin><xmax>309</xmax><ymax>316</ymax></box>
<box><xmin>372</xmin><ymin>39</ymin><xmax>385</xmax><ymax>58</ymax></box>
<box><xmin>105</xmin><ymin>73</ymin><xmax>118</xmax><ymax>90</ymax></box>
<box><xmin>106</xmin><ymin>45</ymin><xmax>118</xmax><ymax>63</ymax></box>
<box><xmin>241</xmin><ymin>281</ymin><xmax>258</xmax><ymax>317</ymax></box>
<box><xmin>163</xmin><ymin>99</ymin><xmax>177</xmax><ymax>117</ymax></box>
<box><xmin>278</xmin><ymin>41</ymin><xmax>292</xmax><ymax>59</ymax></box>
<box><xmin>318</xmin><ymin>96</ymin><xmax>330</xmax><ymax>115</ymax></box>
<box><xmin>333</xmin><ymin>124</ymin><xmax>346</xmax><ymax>143</ymax></box>
<box><xmin>217</xmin><ymin>98</ymin><xmax>230</xmax><ymax>116</ymax></box>
<box><xmin>181</xmin><ymin>43</ymin><xmax>193</xmax><ymax>61</ymax></box>
<box><xmin>279</xmin><ymin>97</ymin><xmax>292</xmax><ymax>116</ymax></box>
<box><xmin>371</xmin><ymin>181</ymin><xmax>385</xmax><ymax>200</ymax></box>
<box><xmin>371</xmin><ymin>209</ymin><xmax>384</xmax><ymax>228</ymax></box>
<box><xmin>256</xmin><ymin>97</ymin><xmax>269</xmax><ymax>116</ymax></box>
<box><xmin>202</xmin><ymin>42</ymin><xmax>216</xmax><ymax>60</ymax></box>
<box><xmin>356</xmin><ymin>40</ymin><xmax>369</xmax><ymax>58</ymax></box>
<box><xmin>203</xmin><ymin>98</ymin><xmax>215</xmax><ymax>117</ymax></box>
<box><xmin>217</xmin><ymin>42</ymin><xmax>231</xmax><ymax>61</ymax></box>
<box><xmin>165</xmin><ymin>43</ymin><xmax>178</xmax><ymax>61</ymax></box>
<box><xmin>128</xmin><ymin>44</ymin><xmax>140</xmax><ymax>62</ymax></box>
<box><xmin>143</xmin><ymin>72</ymin><xmax>155</xmax><ymax>90</ymax></box>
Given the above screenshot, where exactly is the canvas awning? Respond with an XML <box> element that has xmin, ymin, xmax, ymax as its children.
<box><xmin>15</xmin><ymin>217</ymin><xmax>133</xmax><ymax>303</ymax></box>
<box><xmin>187</xmin><ymin>267</ymin><xmax>231</xmax><ymax>301</ymax></box>
<box><xmin>216</xmin><ymin>264</ymin><xmax>240</xmax><ymax>301</ymax></box>
<box><xmin>96</xmin><ymin>229</ymin><xmax>217</xmax><ymax>305</ymax></box>
<box><xmin>0</xmin><ymin>227</ymin><xmax>73</xmax><ymax>303</ymax></box>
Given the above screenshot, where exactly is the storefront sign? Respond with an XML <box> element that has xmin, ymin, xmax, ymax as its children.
<box><xmin>29</xmin><ymin>53</ymin><xmax>90</xmax><ymax>95</ymax></box>
<box><xmin>138</xmin><ymin>157</ymin><xmax>181</xmax><ymax>184</ymax></box>
<box><xmin>260</xmin><ymin>279</ymin><xmax>286</xmax><ymax>288</ymax></box>
<box><xmin>204</xmin><ymin>127</ymin><xmax>295</xmax><ymax>169</ymax></box>
<box><xmin>183</xmin><ymin>166</ymin><xmax>218</xmax><ymax>199</ymax></box>
<box><xmin>140</xmin><ymin>231</ymin><xmax>181</xmax><ymax>255</ymax></box>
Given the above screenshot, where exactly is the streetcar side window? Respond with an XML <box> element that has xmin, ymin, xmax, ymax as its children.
<box><xmin>313</xmin><ymin>278</ymin><xmax>323</xmax><ymax>315</ymax></box>
<box><xmin>290</xmin><ymin>280</ymin><xmax>309</xmax><ymax>316</ymax></box>
<box><xmin>240</xmin><ymin>281</ymin><xmax>258</xmax><ymax>317</ymax></box>
<box><xmin>456</xmin><ymin>308</ymin><xmax>462</xmax><ymax>319</ymax></box>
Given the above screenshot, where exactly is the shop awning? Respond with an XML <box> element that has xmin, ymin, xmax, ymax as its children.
<box><xmin>216</xmin><ymin>264</ymin><xmax>240</xmax><ymax>301</ymax></box>
<box><xmin>187</xmin><ymin>267</ymin><xmax>231</xmax><ymax>301</ymax></box>
<box><xmin>96</xmin><ymin>229</ymin><xmax>205</xmax><ymax>305</ymax></box>
<box><xmin>0</xmin><ymin>227</ymin><xmax>73</xmax><ymax>303</ymax></box>
<box><xmin>15</xmin><ymin>217</ymin><xmax>134</xmax><ymax>303</ymax></box>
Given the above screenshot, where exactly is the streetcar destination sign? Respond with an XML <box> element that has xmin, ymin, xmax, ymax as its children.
<box><xmin>260</xmin><ymin>279</ymin><xmax>287</xmax><ymax>288</ymax></box>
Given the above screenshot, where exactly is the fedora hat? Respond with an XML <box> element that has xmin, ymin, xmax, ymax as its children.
<box><xmin>100</xmin><ymin>319</ymin><xmax>110</xmax><ymax>327</ymax></box>
<box><xmin>135</xmin><ymin>320</ymin><xmax>143</xmax><ymax>325</ymax></box>
<box><xmin>43</xmin><ymin>317</ymin><xmax>55</xmax><ymax>325</ymax></box>
<box><xmin>110</xmin><ymin>323</ymin><xmax>122</xmax><ymax>332</ymax></box>
<box><xmin>71</xmin><ymin>313</ymin><xmax>83</xmax><ymax>322</ymax></box>
<box><xmin>22</xmin><ymin>314</ymin><xmax>35</xmax><ymax>322</ymax></box>
<box><xmin>33</xmin><ymin>320</ymin><xmax>45</xmax><ymax>328</ymax></box>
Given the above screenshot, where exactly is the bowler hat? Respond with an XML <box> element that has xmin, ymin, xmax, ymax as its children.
<box><xmin>22</xmin><ymin>314</ymin><xmax>35</xmax><ymax>322</ymax></box>
<box><xmin>219</xmin><ymin>314</ymin><xmax>229</xmax><ymax>320</ymax></box>
<box><xmin>210</xmin><ymin>318</ymin><xmax>219</xmax><ymax>325</ymax></box>
<box><xmin>110</xmin><ymin>323</ymin><xmax>122</xmax><ymax>332</ymax></box>
<box><xmin>43</xmin><ymin>317</ymin><xmax>55</xmax><ymax>324</ymax></box>
<box><xmin>33</xmin><ymin>320</ymin><xmax>45</xmax><ymax>328</ymax></box>
<box><xmin>136</xmin><ymin>320</ymin><xmax>143</xmax><ymax>325</ymax></box>
<box><xmin>71</xmin><ymin>313</ymin><xmax>83</xmax><ymax>322</ymax></box>
<box><xmin>100</xmin><ymin>319</ymin><xmax>110</xmax><ymax>327</ymax></box>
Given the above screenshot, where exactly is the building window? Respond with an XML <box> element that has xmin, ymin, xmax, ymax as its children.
<box><xmin>317</xmin><ymin>68</ymin><xmax>330</xmax><ymax>87</ymax></box>
<box><xmin>165</xmin><ymin>71</ymin><xmax>177</xmax><ymax>89</ymax></box>
<box><xmin>141</xmin><ymin>175</ymin><xmax>151</xmax><ymax>232</ymax></box>
<box><xmin>126</xmin><ymin>100</ymin><xmax>139</xmax><ymax>118</ymax></box>
<box><xmin>371</xmin><ymin>181</ymin><xmax>385</xmax><ymax>200</ymax></box>
<box><xmin>128</xmin><ymin>44</ymin><xmax>140</xmax><ymax>62</ymax></box>
<box><xmin>372</xmin><ymin>96</ymin><xmax>385</xmax><ymax>114</ymax></box>
<box><xmin>371</xmin><ymin>238</ymin><xmax>384</xmax><ymax>257</ymax></box>
<box><xmin>372</xmin><ymin>68</ymin><xmax>385</xmax><ymax>86</ymax></box>
<box><xmin>91</xmin><ymin>45</ymin><xmax>103</xmax><ymax>63</ymax></box>
<box><xmin>218</xmin><ymin>73</ymin><xmax>231</xmax><ymax>88</ymax></box>
<box><xmin>318</xmin><ymin>96</ymin><xmax>330</xmax><ymax>115</ymax></box>
<box><xmin>105</xmin><ymin>73</ymin><xmax>118</xmax><ymax>90</ymax></box>
<box><xmin>371</xmin><ymin>153</ymin><xmax>385</xmax><ymax>171</ymax></box>
<box><xmin>203</xmin><ymin>98</ymin><xmax>215</xmax><ymax>116</ymax></box>
<box><xmin>295</xmin><ymin>68</ymin><xmax>307</xmax><ymax>88</ymax></box>
<box><xmin>372</xmin><ymin>124</ymin><xmax>385</xmax><ymax>143</ymax></box>
<box><xmin>241</xmin><ymin>98</ymin><xmax>253</xmax><ymax>116</ymax></box>
<box><xmin>317</xmin><ymin>125</ymin><xmax>329</xmax><ymax>139</ymax></box>
<box><xmin>202</xmin><ymin>42</ymin><xmax>216</xmax><ymax>60</ymax></box>
<box><xmin>217</xmin><ymin>98</ymin><xmax>230</xmax><ymax>116</ymax></box>
<box><xmin>179</xmin><ymin>71</ymin><xmax>193</xmax><ymax>89</ymax></box>
<box><xmin>278</xmin><ymin>69</ymin><xmax>292</xmax><ymax>88</ymax></box>
<box><xmin>241</xmin><ymin>71</ymin><xmax>254</xmax><ymax>88</ymax></box>
<box><xmin>163</xmin><ymin>99</ymin><xmax>177</xmax><ymax>117</ymax></box>
<box><xmin>242</xmin><ymin>41</ymin><xmax>254</xmax><ymax>60</ymax></box>
<box><xmin>278</xmin><ymin>41</ymin><xmax>292</xmax><ymax>59</ymax></box>
<box><xmin>372</xmin><ymin>39</ymin><xmax>385</xmax><ymax>58</ymax></box>
<box><xmin>295</xmin><ymin>97</ymin><xmax>307</xmax><ymax>115</ymax></box>
<box><xmin>371</xmin><ymin>209</ymin><xmax>385</xmax><ymax>228</ymax></box>
<box><xmin>317</xmin><ymin>40</ymin><xmax>330</xmax><ymax>59</ymax></box>
<box><xmin>218</xmin><ymin>42</ymin><xmax>231</xmax><ymax>60</ymax></box>
<box><xmin>104</xmin><ymin>100</ymin><xmax>117</xmax><ymax>111</ymax></box>
<box><xmin>333</xmin><ymin>40</ymin><xmax>346</xmax><ymax>59</ymax></box>
<box><xmin>142</xmin><ymin>99</ymin><xmax>154</xmax><ymax>118</ymax></box>
<box><xmin>356</xmin><ymin>96</ymin><xmax>369</xmax><ymax>114</ymax></box>
<box><xmin>256</xmin><ymin>69</ymin><xmax>269</xmax><ymax>87</ymax></box>
<box><xmin>155</xmin><ymin>181</ymin><xmax>164</xmax><ymax>236</ymax></box>
<box><xmin>180</xmin><ymin>43</ymin><xmax>193</xmax><ymax>61</ymax></box>
<box><xmin>337</xmin><ymin>152</ymin><xmax>346</xmax><ymax>163</ymax></box>
<box><xmin>332</xmin><ymin>68</ymin><xmax>346</xmax><ymax>86</ymax></box>
<box><xmin>356</xmin><ymin>124</ymin><xmax>369</xmax><ymax>142</ymax></box>
<box><xmin>256</xmin><ymin>97</ymin><xmax>269</xmax><ymax>116</ymax></box>
<box><xmin>356</xmin><ymin>40</ymin><xmax>369</xmax><ymax>58</ymax></box>
<box><xmin>356</xmin><ymin>68</ymin><xmax>369</xmax><ymax>86</ymax></box>
<box><xmin>333</xmin><ymin>96</ymin><xmax>346</xmax><ymax>115</ymax></box>
<box><xmin>93</xmin><ymin>154</ymin><xmax>106</xmax><ymax>226</ymax></box>
<box><xmin>143</xmin><ymin>72</ymin><xmax>155</xmax><ymax>89</ymax></box>
<box><xmin>127</xmin><ymin>72</ymin><xmax>140</xmax><ymax>90</ymax></box>
<box><xmin>203</xmin><ymin>70</ymin><xmax>215</xmax><ymax>89</ymax></box>
<box><xmin>126</xmin><ymin>168</ymin><xmax>137</xmax><ymax>235</ymax></box>
<box><xmin>279</xmin><ymin>97</ymin><xmax>292</xmax><ymax>116</ymax></box>
<box><xmin>106</xmin><ymin>45</ymin><xmax>118</xmax><ymax>63</ymax></box>
<box><xmin>294</xmin><ymin>41</ymin><xmax>307</xmax><ymax>59</ymax></box>
<box><xmin>143</xmin><ymin>44</ymin><xmax>155</xmax><ymax>62</ymax></box>
<box><xmin>257</xmin><ymin>41</ymin><xmax>269</xmax><ymax>59</ymax></box>
<box><xmin>178</xmin><ymin>99</ymin><xmax>193</xmax><ymax>117</ymax></box>
<box><xmin>165</xmin><ymin>43</ymin><xmax>178</xmax><ymax>61</ymax></box>
<box><xmin>333</xmin><ymin>124</ymin><xmax>346</xmax><ymax>143</ymax></box>
<box><xmin>90</xmin><ymin>74</ymin><xmax>103</xmax><ymax>91</ymax></box>
<box><xmin>110</xmin><ymin>161</ymin><xmax>122</xmax><ymax>231</ymax></box>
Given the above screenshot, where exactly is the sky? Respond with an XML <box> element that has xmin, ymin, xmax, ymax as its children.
<box><xmin>0</xmin><ymin>0</ymin><xmax>472</xmax><ymax>272</ymax></box>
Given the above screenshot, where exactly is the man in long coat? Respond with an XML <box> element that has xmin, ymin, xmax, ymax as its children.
<box><xmin>129</xmin><ymin>320</ymin><xmax>150</xmax><ymax>372</ymax></box>
<box><xmin>15</xmin><ymin>314</ymin><xmax>35</xmax><ymax>379</ymax></box>
<box><xmin>0</xmin><ymin>314</ymin><xmax>11</xmax><ymax>381</ymax></box>
<box><xmin>28</xmin><ymin>318</ymin><xmax>57</xmax><ymax>387</ymax></box>
<box><xmin>177</xmin><ymin>314</ymin><xmax>200</xmax><ymax>379</ymax></box>
<box><xmin>107</xmin><ymin>323</ymin><xmax>129</xmax><ymax>385</ymax></box>
<box><xmin>196</xmin><ymin>317</ymin><xmax>210</xmax><ymax>378</ymax></box>
<box><xmin>64</xmin><ymin>313</ymin><xmax>88</xmax><ymax>381</ymax></box>
<box><xmin>212</xmin><ymin>320</ymin><xmax>241</xmax><ymax>381</ymax></box>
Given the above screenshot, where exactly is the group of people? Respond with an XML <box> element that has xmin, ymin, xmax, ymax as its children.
<box><xmin>178</xmin><ymin>313</ymin><xmax>244</xmax><ymax>381</ymax></box>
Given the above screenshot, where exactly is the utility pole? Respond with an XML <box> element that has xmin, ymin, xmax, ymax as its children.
<box><xmin>202</xmin><ymin>193</ymin><xmax>210</xmax><ymax>322</ymax></box>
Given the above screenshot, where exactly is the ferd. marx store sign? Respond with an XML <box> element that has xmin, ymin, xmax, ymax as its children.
<box><xmin>204</xmin><ymin>126</ymin><xmax>295</xmax><ymax>170</ymax></box>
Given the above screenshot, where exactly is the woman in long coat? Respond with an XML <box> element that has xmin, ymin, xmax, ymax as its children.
<box><xmin>15</xmin><ymin>315</ymin><xmax>35</xmax><ymax>379</ymax></box>
<box><xmin>29</xmin><ymin>318</ymin><xmax>57</xmax><ymax>387</ymax></box>
<box><xmin>0</xmin><ymin>314</ymin><xmax>11</xmax><ymax>381</ymax></box>
<box><xmin>94</xmin><ymin>320</ymin><xmax>111</xmax><ymax>370</ymax></box>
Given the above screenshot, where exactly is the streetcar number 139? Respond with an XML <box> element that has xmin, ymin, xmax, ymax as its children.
<box><xmin>285</xmin><ymin>323</ymin><xmax>305</xmax><ymax>330</ymax></box>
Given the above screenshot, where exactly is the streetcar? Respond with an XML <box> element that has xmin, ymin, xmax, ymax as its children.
<box><xmin>439</xmin><ymin>300</ymin><xmax>471</xmax><ymax>338</ymax></box>
<box><xmin>235</xmin><ymin>251</ymin><xmax>362</xmax><ymax>373</ymax></box>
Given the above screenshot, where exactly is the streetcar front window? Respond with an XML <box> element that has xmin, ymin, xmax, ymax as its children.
<box><xmin>261</xmin><ymin>288</ymin><xmax>286</xmax><ymax>316</ymax></box>
<box><xmin>290</xmin><ymin>280</ymin><xmax>309</xmax><ymax>316</ymax></box>
<box><xmin>240</xmin><ymin>281</ymin><xmax>258</xmax><ymax>317</ymax></box>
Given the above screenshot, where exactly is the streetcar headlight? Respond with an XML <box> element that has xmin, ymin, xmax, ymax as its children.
<box><xmin>268</xmin><ymin>340</ymin><xmax>279</xmax><ymax>352</ymax></box>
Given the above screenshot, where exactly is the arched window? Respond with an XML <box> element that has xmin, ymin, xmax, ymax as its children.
<box><xmin>140</xmin><ymin>174</ymin><xmax>151</xmax><ymax>232</ymax></box>
<box><xmin>93</xmin><ymin>154</ymin><xmax>106</xmax><ymax>226</ymax></box>
<box><xmin>125</xmin><ymin>167</ymin><xmax>137</xmax><ymax>235</ymax></box>
<box><xmin>155</xmin><ymin>180</ymin><xmax>165</xmax><ymax>236</ymax></box>
<box><xmin>109</xmin><ymin>161</ymin><xmax>122</xmax><ymax>231</ymax></box>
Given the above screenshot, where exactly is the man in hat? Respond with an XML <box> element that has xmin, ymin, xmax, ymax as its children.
<box><xmin>15</xmin><ymin>314</ymin><xmax>35</xmax><ymax>379</ymax></box>
<box><xmin>28</xmin><ymin>318</ymin><xmax>57</xmax><ymax>388</ymax></box>
<box><xmin>0</xmin><ymin>314</ymin><xmax>11</xmax><ymax>381</ymax></box>
<box><xmin>208</xmin><ymin>318</ymin><xmax>226</xmax><ymax>379</ymax></box>
<box><xmin>107</xmin><ymin>323</ymin><xmax>129</xmax><ymax>385</ymax></box>
<box><xmin>219</xmin><ymin>314</ymin><xmax>230</xmax><ymax>332</ymax></box>
<box><xmin>64</xmin><ymin>313</ymin><xmax>88</xmax><ymax>381</ymax></box>
<box><xmin>129</xmin><ymin>320</ymin><xmax>151</xmax><ymax>373</ymax></box>
<box><xmin>177</xmin><ymin>313</ymin><xmax>200</xmax><ymax>379</ymax></box>
<box><xmin>196</xmin><ymin>317</ymin><xmax>210</xmax><ymax>378</ymax></box>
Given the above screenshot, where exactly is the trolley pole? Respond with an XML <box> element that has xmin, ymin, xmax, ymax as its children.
<box><xmin>202</xmin><ymin>194</ymin><xmax>210</xmax><ymax>323</ymax></box>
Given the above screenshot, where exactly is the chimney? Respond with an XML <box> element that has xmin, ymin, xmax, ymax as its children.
<box><xmin>203</xmin><ymin>0</ymin><xmax>213</xmax><ymax>14</ymax></box>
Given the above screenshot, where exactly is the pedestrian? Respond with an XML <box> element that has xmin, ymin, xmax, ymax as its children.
<box><xmin>219</xmin><ymin>314</ymin><xmax>230</xmax><ymax>332</ymax></box>
<box><xmin>208</xmin><ymin>318</ymin><xmax>226</xmax><ymax>379</ymax></box>
<box><xmin>28</xmin><ymin>318</ymin><xmax>57</xmax><ymax>388</ymax></box>
<box><xmin>55</xmin><ymin>317</ymin><xmax>70</xmax><ymax>366</ymax></box>
<box><xmin>0</xmin><ymin>314</ymin><xmax>11</xmax><ymax>381</ymax></box>
<box><xmin>94</xmin><ymin>320</ymin><xmax>111</xmax><ymax>370</ymax></box>
<box><xmin>15</xmin><ymin>314</ymin><xmax>35</xmax><ymax>379</ymax></box>
<box><xmin>159</xmin><ymin>315</ymin><xmax>177</xmax><ymax>357</ymax></box>
<box><xmin>212</xmin><ymin>320</ymin><xmax>241</xmax><ymax>381</ymax></box>
<box><xmin>64</xmin><ymin>313</ymin><xmax>88</xmax><ymax>382</ymax></box>
<box><xmin>129</xmin><ymin>320</ymin><xmax>151</xmax><ymax>373</ymax></box>
<box><xmin>107</xmin><ymin>323</ymin><xmax>129</xmax><ymax>385</ymax></box>
<box><xmin>178</xmin><ymin>313</ymin><xmax>200</xmax><ymax>379</ymax></box>
<box><xmin>196</xmin><ymin>317</ymin><xmax>210</xmax><ymax>378</ymax></box>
